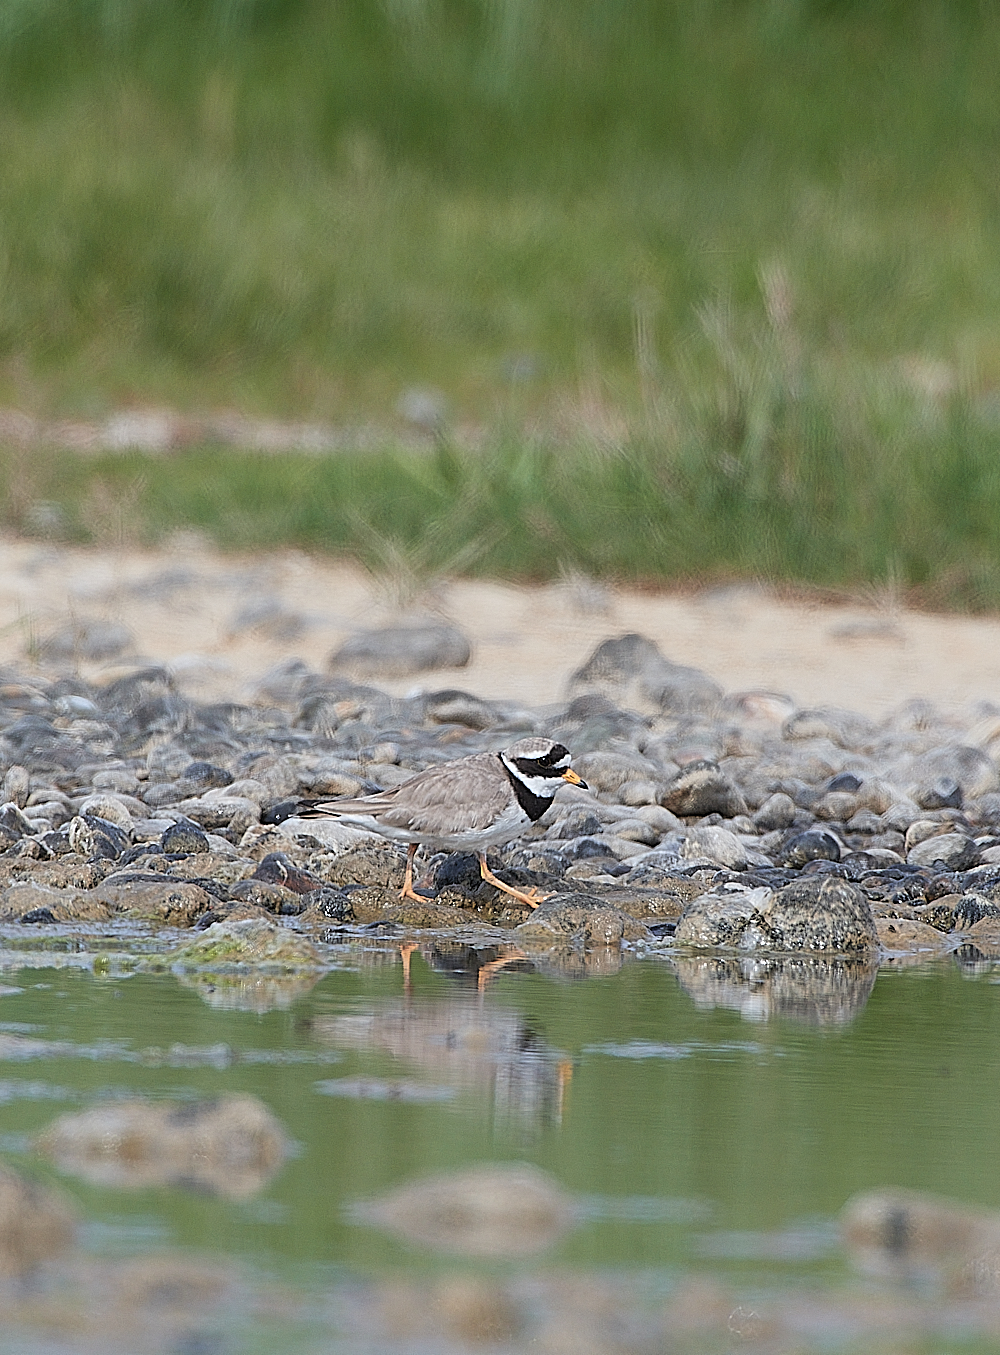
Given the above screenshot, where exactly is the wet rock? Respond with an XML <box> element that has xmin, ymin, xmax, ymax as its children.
<box><xmin>0</xmin><ymin>1163</ymin><xmax>77</xmax><ymax>1276</ymax></box>
<box><xmin>660</xmin><ymin>762</ymin><xmax>748</xmax><ymax>818</ymax></box>
<box><xmin>96</xmin><ymin>880</ymin><xmax>213</xmax><ymax>926</ymax></box>
<box><xmin>353</xmin><ymin>1163</ymin><xmax>574</xmax><ymax>1257</ymax></box>
<box><xmin>329</xmin><ymin>622</ymin><xmax>472</xmax><ymax>678</ymax></box>
<box><xmin>168</xmin><ymin>917</ymin><xmax>323</xmax><ymax>969</ymax></box>
<box><xmin>876</xmin><ymin>917</ymin><xmax>955</xmax><ymax>953</ymax></box>
<box><xmin>674</xmin><ymin>890</ymin><xmax>768</xmax><ymax>948</ymax></box>
<box><xmin>960</xmin><ymin>917</ymin><xmax>1000</xmax><ymax>957</ymax></box>
<box><xmin>567</xmin><ymin>633</ymin><xmax>722</xmax><ymax>715</ymax></box>
<box><xmin>514</xmin><ymin>895</ymin><xmax>650</xmax><ymax>946</ymax></box>
<box><xmin>762</xmin><ymin>876</ymin><xmax>878</xmax><ymax>952</ymax></box>
<box><xmin>36</xmin><ymin>1093</ymin><xmax>288</xmax><ymax>1199</ymax></box>
<box><xmin>229</xmin><ymin>879</ymin><xmax>306</xmax><ymax>914</ymax></box>
<box><xmin>952</xmin><ymin>894</ymin><xmax>1000</xmax><ymax>928</ymax></box>
<box><xmin>0</xmin><ymin>882</ymin><xmax>113</xmax><ymax>923</ymax></box>
<box><xmin>321</xmin><ymin>840</ymin><xmax>408</xmax><ymax>888</ymax></box>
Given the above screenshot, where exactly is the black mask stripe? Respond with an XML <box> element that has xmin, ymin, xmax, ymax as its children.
<box><xmin>499</xmin><ymin>755</ymin><xmax>557</xmax><ymax>821</ymax></box>
<box><xmin>512</xmin><ymin>757</ymin><xmax>570</xmax><ymax>779</ymax></box>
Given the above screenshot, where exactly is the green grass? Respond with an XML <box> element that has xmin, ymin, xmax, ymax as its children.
<box><xmin>2</xmin><ymin>2</ymin><xmax>1000</xmax><ymax>600</ymax></box>
<box><xmin>7</xmin><ymin>387</ymin><xmax>1000</xmax><ymax>608</ymax></box>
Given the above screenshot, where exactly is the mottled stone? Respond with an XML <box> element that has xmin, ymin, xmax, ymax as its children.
<box><xmin>876</xmin><ymin>917</ymin><xmax>954</xmax><ymax>953</ymax></box>
<box><xmin>168</xmin><ymin>918</ymin><xmax>323</xmax><ymax>969</ymax></box>
<box><xmin>514</xmin><ymin>896</ymin><xmax>650</xmax><ymax>946</ymax></box>
<box><xmin>763</xmin><ymin>877</ymin><xmax>877</xmax><ymax>953</ymax></box>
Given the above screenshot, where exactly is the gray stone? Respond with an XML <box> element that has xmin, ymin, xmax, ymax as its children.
<box><xmin>329</xmin><ymin>623</ymin><xmax>472</xmax><ymax>678</ymax></box>
<box><xmin>752</xmin><ymin>792</ymin><xmax>797</xmax><ymax>831</ymax></box>
<box><xmin>902</xmin><ymin>745</ymin><xmax>999</xmax><ymax>801</ymax></box>
<box><xmin>37</xmin><ymin>617</ymin><xmax>135</xmax><ymax>662</ymax></box>
<box><xmin>906</xmin><ymin>832</ymin><xmax>980</xmax><ymax>870</ymax></box>
<box><xmin>681</xmin><ymin>825</ymin><xmax>751</xmax><ymax>869</ymax></box>
<box><xmin>566</xmin><ymin>633</ymin><xmax>722</xmax><ymax>716</ymax></box>
<box><xmin>914</xmin><ymin>776</ymin><xmax>964</xmax><ymax>811</ymax></box>
<box><xmin>422</xmin><ymin>689</ymin><xmax>497</xmax><ymax>729</ymax></box>
<box><xmin>777</xmin><ymin>828</ymin><xmax>842</xmax><ymax>867</ymax></box>
<box><xmin>660</xmin><ymin>762</ymin><xmax>748</xmax><ymax>818</ymax></box>
<box><xmin>782</xmin><ymin>707</ymin><xmax>875</xmax><ymax>750</ymax></box>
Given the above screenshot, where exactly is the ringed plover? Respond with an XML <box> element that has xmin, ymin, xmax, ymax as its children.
<box><xmin>299</xmin><ymin>736</ymin><xmax>586</xmax><ymax>907</ymax></box>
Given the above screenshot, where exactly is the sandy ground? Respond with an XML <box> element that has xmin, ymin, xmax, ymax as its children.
<box><xmin>2</xmin><ymin>534</ymin><xmax>1000</xmax><ymax>718</ymax></box>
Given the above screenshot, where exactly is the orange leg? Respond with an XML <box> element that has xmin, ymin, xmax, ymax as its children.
<box><xmin>400</xmin><ymin>941</ymin><xmax>418</xmax><ymax>995</ymax></box>
<box><xmin>477</xmin><ymin>852</ymin><xmax>549</xmax><ymax>908</ymax></box>
<box><xmin>476</xmin><ymin>946</ymin><xmax>528</xmax><ymax>994</ymax></box>
<box><xmin>398</xmin><ymin>843</ymin><xmax>429</xmax><ymax>903</ymax></box>
<box><xmin>555</xmin><ymin>1058</ymin><xmax>573</xmax><ymax>1121</ymax></box>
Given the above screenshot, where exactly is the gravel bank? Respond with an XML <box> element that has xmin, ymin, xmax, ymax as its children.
<box><xmin>3</xmin><ymin>628</ymin><xmax>1000</xmax><ymax>978</ymax></box>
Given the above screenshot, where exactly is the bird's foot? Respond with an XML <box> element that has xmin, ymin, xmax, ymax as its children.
<box><xmin>476</xmin><ymin>855</ymin><xmax>550</xmax><ymax>909</ymax></box>
<box><xmin>398</xmin><ymin>881</ymin><xmax>435</xmax><ymax>904</ymax></box>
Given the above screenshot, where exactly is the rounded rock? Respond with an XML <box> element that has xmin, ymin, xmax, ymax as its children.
<box><xmin>660</xmin><ymin>762</ymin><xmax>748</xmax><ymax>818</ymax></box>
<box><xmin>906</xmin><ymin>833</ymin><xmax>980</xmax><ymax>871</ymax></box>
<box><xmin>762</xmin><ymin>876</ymin><xmax>878</xmax><ymax>952</ymax></box>
<box><xmin>777</xmin><ymin>828</ymin><xmax>842</xmax><ymax>867</ymax></box>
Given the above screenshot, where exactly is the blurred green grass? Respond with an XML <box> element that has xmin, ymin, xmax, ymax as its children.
<box><xmin>1</xmin><ymin>1</ymin><xmax>1000</xmax><ymax>599</ymax></box>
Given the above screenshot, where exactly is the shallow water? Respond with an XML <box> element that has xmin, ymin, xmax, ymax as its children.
<box><xmin>1</xmin><ymin>937</ymin><xmax>1000</xmax><ymax>1352</ymax></box>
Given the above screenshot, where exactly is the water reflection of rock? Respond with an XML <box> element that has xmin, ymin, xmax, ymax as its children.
<box><xmin>672</xmin><ymin>953</ymin><xmax>878</xmax><ymax>1026</ymax></box>
<box><xmin>35</xmin><ymin>1093</ymin><xmax>288</xmax><ymax>1199</ymax></box>
<box><xmin>352</xmin><ymin>1163</ymin><xmax>575</xmax><ymax>1257</ymax></box>
<box><xmin>311</xmin><ymin>945</ymin><xmax>573</xmax><ymax>1132</ymax></box>
<box><xmin>177</xmin><ymin>968</ymin><xmax>321</xmax><ymax>1012</ymax></box>
<box><xmin>843</xmin><ymin>1187</ymin><xmax>1000</xmax><ymax>1291</ymax></box>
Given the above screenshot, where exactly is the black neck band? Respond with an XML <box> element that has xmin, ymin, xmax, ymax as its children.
<box><xmin>499</xmin><ymin>755</ymin><xmax>554</xmax><ymax>822</ymax></box>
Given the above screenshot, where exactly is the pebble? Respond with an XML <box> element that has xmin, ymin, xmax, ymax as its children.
<box><xmin>2</xmin><ymin>632</ymin><xmax>1000</xmax><ymax>961</ymax></box>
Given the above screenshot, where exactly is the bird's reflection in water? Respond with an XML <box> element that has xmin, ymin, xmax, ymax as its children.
<box><xmin>672</xmin><ymin>953</ymin><xmax>878</xmax><ymax>1026</ymax></box>
<box><xmin>310</xmin><ymin>942</ymin><xmax>572</xmax><ymax>1135</ymax></box>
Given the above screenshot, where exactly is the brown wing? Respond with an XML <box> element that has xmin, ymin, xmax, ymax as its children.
<box><xmin>309</xmin><ymin>752</ymin><xmax>510</xmax><ymax>836</ymax></box>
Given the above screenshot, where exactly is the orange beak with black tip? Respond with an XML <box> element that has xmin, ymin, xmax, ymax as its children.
<box><xmin>561</xmin><ymin>768</ymin><xmax>588</xmax><ymax>788</ymax></box>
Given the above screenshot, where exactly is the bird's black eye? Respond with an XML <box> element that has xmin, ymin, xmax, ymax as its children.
<box><xmin>540</xmin><ymin>742</ymin><xmax>570</xmax><ymax>767</ymax></box>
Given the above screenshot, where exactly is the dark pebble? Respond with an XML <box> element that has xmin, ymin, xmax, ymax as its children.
<box><xmin>777</xmin><ymin>828</ymin><xmax>842</xmax><ymax>867</ymax></box>
<box><xmin>160</xmin><ymin>823</ymin><xmax>210</xmax><ymax>855</ymax></box>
